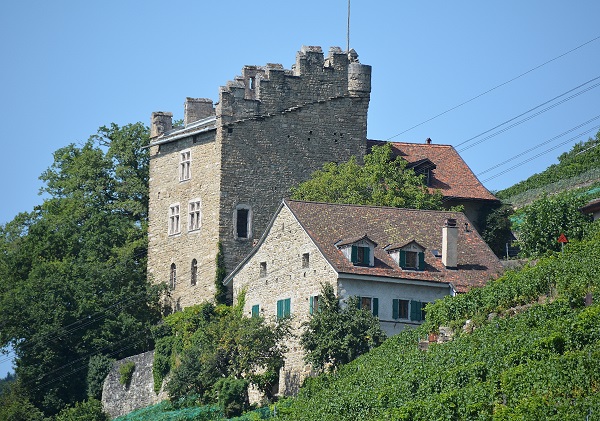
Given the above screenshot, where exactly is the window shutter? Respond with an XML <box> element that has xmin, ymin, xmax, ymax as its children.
<box><xmin>410</xmin><ymin>300</ymin><xmax>422</xmax><ymax>321</ymax></box>
<box><xmin>277</xmin><ymin>300</ymin><xmax>283</xmax><ymax>319</ymax></box>
<box><xmin>372</xmin><ymin>298</ymin><xmax>379</xmax><ymax>316</ymax></box>
<box><xmin>284</xmin><ymin>298</ymin><xmax>291</xmax><ymax>317</ymax></box>
<box><xmin>251</xmin><ymin>304</ymin><xmax>259</xmax><ymax>318</ymax></box>
<box><xmin>351</xmin><ymin>245</ymin><xmax>358</xmax><ymax>263</ymax></box>
<box><xmin>356</xmin><ymin>296</ymin><xmax>362</xmax><ymax>309</ymax></box>
<box><xmin>392</xmin><ymin>299</ymin><xmax>399</xmax><ymax>319</ymax></box>
<box><xmin>309</xmin><ymin>296</ymin><xmax>314</xmax><ymax>315</ymax></box>
<box><xmin>399</xmin><ymin>250</ymin><xmax>406</xmax><ymax>268</ymax></box>
<box><xmin>364</xmin><ymin>247</ymin><xmax>371</xmax><ymax>266</ymax></box>
<box><xmin>418</xmin><ymin>252</ymin><xmax>425</xmax><ymax>271</ymax></box>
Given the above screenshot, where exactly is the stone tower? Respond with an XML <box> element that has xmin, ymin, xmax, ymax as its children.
<box><xmin>147</xmin><ymin>46</ymin><xmax>371</xmax><ymax>309</ymax></box>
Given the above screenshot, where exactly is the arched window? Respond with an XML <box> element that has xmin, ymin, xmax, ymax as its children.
<box><xmin>170</xmin><ymin>263</ymin><xmax>177</xmax><ymax>290</ymax></box>
<box><xmin>191</xmin><ymin>259</ymin><xmax>198</xmax><ymax>286</ymax></box>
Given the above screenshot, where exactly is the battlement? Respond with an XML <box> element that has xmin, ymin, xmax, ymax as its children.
<box><xmin>150</xmin><ymin>46</ymin><xmax>371</xmax><ymax>138</ymax></box>
<box><xmin>216</xmin><ymin>46</ymin><xmax>371</xmax><ymax>125</ymax></box>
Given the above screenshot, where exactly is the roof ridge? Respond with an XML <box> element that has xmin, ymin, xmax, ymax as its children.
<box><xmin>284</xmin><ymin>198</ymin><xmax>463</xmax><ymax>215</ymax></box>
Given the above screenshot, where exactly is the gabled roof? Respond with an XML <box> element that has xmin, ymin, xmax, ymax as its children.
<box><xmin>385</xmin><ymin>240</ymin><xmax>425</xmax><ymax>252</ymax></box>
<box><xmin>367</xmin><ymin>140</ymin><xmax>499</xmax><ymax>202</ymax></box>
<box><xmin>285</xmin><ymin>199</ymin><xmax>503</xmax><ymax>292</ymax></box>
<box><xmin>335</xmin><ymin>234</ymin><xmax>378</xmax><ymax>248</ymax></box>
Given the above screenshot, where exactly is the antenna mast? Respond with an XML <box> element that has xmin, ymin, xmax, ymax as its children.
<box><xmin>347</xmin><ymin>0</ymin><xmax>351</xmax><ymax>52</ymax></box>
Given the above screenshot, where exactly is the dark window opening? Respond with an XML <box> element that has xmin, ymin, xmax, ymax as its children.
<box><xmin>170</xmin><ymin>263</ymin><xmax>177</xmax><ymax>290</ymax></box>
<box><xmin>191</xmin><ymin>259</ymin><xmax>197</xmax><ymax>286</ymax></box>
<box><xmin>260</xmin><ymin>261</ymin><xmax>267</xmax><ymax>277</ymax></box>
<box><xmin>302</xmin><ymin>253</ymin><xmax>310</xmax><ymax>268</ymax></box>
<box><xmin>237</xmin><ymin>208</ymin><xmax>249</xmax><ymax>238</ymax></box>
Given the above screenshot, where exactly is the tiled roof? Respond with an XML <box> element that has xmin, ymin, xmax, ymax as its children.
<box><xmin>580</xmin><ymin>197</ymin><xmax>600</xmax><ymax>214</ymax></box>
<box><xmin>367</xmin><ymin>140</ymin><xmax>499</xmax><ymax>202</ymax></box>
<box><xmin>286</xmin><ymin>199</ymin><xmax>504</xmax><ymax>293</ymax></box>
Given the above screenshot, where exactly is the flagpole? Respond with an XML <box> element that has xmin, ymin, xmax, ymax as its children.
<box><xmin>347</xmin><ymin>0</ymin><xmax>351</xmax><ymax>52</ymax></box>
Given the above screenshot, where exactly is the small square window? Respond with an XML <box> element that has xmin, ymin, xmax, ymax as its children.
<box><xmin>302</xmin><ymin>253</ymin><xmax>310</xmax><ymax>268</ymax></box>
<box><xmin>357</xmin><ymin>296</ymin><xmax>379</xmax><ymax>316</ymax></box>
<box><xmin>392</xmin><ymin>299</ymin><xmax>409</xmax><ymax>319</ymax></box>
<box><xmin>405</xmin><ymin>251</ymin><xmax>418</xmax><ymax>269</ymax></box>
<box><xmin>351</xmin><ymin>245</ymin><xmax>371</xmax><ymax>266</ymax></box>
<box><xmin>259</xmin><ymin>262</ymin><xmax>267</xmax><ymax>277</ymax></box>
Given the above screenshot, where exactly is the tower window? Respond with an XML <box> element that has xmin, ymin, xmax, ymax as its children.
<box><xmin>191</xmin><ymin>259</ymin><xmax>197</xmax><ymax>286</ymax></box>
<box><xmin>234</xmin><ymin>205</ymin><xmax>252</xmax><ymax>239</ymax></box>
<box><xmin>168</xmin><ymin>204</ymin><xmax>180</xmax><ymax>235</ymax></box>
<box><xmin>169</xmin><ymin>263</ymin><xmax>177</xmax><ymax>290</ymax></box>
<box><xmin>180</xmin><ymin>150</ymin><xmax>191</xmax><ymax>181</ymax></box>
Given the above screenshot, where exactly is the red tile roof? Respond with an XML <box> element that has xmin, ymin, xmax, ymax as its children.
<box><xmin>367</xmin><ymin>140</ymin><xmax>499</xmax><ymax>202</ymax></box>
<box><xmin>286</xmin><ymin>199</ymin><xmax>504</xmax><ymax>293</ymax></box>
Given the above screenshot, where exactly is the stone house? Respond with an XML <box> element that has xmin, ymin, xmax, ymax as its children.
<box><xmin>223</xmin><ymin>199</ymin><xmax>504</xmax><ymax>394</ymax></box>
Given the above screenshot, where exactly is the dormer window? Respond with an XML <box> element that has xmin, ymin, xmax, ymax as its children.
<box><xmin>386</xmin><ymin>241</ymin><xmax>426</xmax><ymax>271</ymax></box>
<box><xmin>336</xmin><ymin>235</ymin><xmax>377</xmax><ymax>267</ymax></box>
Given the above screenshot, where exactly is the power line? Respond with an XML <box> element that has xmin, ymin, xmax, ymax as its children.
<box><xmin>455</xmin><ymin>76</ymin><xmax>600</xmax><ymax>151</ymax></box>
<box><xmin>477</xmin><ymin>115</ymin><xmax>600</xmax><ymax>176</ymax></box>
<box><xmin>385</xmin><ymin>35</ymin><xmax>600</xmax><ymax>141</ymax></box>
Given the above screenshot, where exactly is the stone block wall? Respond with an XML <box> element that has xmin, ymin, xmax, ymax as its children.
<box><xmin>231</xmin><ymin>204</ymin><xmax>338</xmax><ymax>395</ymax></box>
<box><xmin>101</xmin><ymin>350</ymin><xmax>167</xmax><ymax>419</ymax></box>
<box><xmin>147</xmin><ymin>127</ymin><xmax>222</xmax><ymax>310</ymax></box>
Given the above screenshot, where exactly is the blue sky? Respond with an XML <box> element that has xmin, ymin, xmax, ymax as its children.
<box><xmin>1</xmin><ymin>1</ymin><xmax>599</xmax><ymax>377</ymax></box>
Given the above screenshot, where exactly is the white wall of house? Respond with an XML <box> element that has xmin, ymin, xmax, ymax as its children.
<box><xmin>338</xmin><ymin>275</ymin><xmax>453</xmax><ymax>336</ymax></box>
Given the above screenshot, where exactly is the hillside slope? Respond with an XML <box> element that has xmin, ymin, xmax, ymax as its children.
<box><xmin>497</xmin><ymin>129</ymin><xmax>600</xmax><ymax>207</ymax></box>
<box><xmin>276</xmin><ymin>221</ymin><xmax>600</xmax><ymax>420</ymax></box>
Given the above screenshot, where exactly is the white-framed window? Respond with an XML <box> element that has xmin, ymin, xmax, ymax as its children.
<box><xmin>169</xmin><ymin>263</ymin><xmax>177</xmax><ymax>290</ymax></box>
<box><xmin>234</xmin><ymin>204</ymin><xmax>252</xmax><ymax>240</ymax></box>
<box><xmin>180</xmin><ymin>150</ymin><xmax>191</xmax><ymax>181</ymax></box>
<box><xmin>190</xmin><ymin>259</ymin><xmax>198</xmax><ymax>286</ymax></box>
<box><xmin>168</xmin><ymin>203</ymin><xmax>181</xmax><ymax>235</ymax></box>
<box><xmin>188</xmin><ymin>199</ymin><xmax>201</xmax><ymax>232</ymax></box>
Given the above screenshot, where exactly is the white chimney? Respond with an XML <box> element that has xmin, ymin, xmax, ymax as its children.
<box><xmin>442</xmin><ymin>218</ymin><xmax>458</xmax><ymax>268</ymax></box>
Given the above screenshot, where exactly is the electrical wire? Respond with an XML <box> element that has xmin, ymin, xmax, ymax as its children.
<box><xmin>385</xmin><ymin>35</ymin><xmax>600</xmax><ymax>141</ymax></box>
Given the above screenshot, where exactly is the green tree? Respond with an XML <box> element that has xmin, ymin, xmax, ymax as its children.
<box><xmin>214</xmin><ymin>241</ymin><xmax>228</xmax><ymax>305</ymax></box>
<box><xmin>54</xmin><ymin>398</ymin><xmax>109</xmax><ymax>421</ymax></box>
<box><xmin>291</xmin><ymin>143</ymin><xmax>443</xmax><ymax>210</ymax></box>
<box><xmin>162</xmin><ymin>294</ymin><xmax>290</xmax><ymax>407</ymax></box>
<box><xmin>518</xmin><ymin>192</ymin><xmax>592</xmax><ymax>257</ymax></box>
<box><xmin>0</xmin><ymin>123</ymin><xmax>163</xmax><ymax>416</ymax></box>
<box><xmin>479</xmin><ymin>204</ymin><xmax>515</xmax><ymax>258</ymax></box>
<box><xmin>300</xmin><ymin>283</ymin><xmax>386</xmax><ymax>372</ymax></box>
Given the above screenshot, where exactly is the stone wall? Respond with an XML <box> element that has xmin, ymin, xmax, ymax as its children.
<box><xmin>232</xmin><ymin>204</ymin><xmax>339</xmax><ymax>395</ymax></box>
<box><xmin>101</xmin><ymin>351</ymin><xmax>167</xmax><ymax>419</ymax></box>
<box><xmin>147</xmin><ymin>127</ymin><xmax>222</xmax><ymax>310</ymax></box>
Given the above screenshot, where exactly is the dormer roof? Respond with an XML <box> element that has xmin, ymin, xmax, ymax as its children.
<box><xmin>284</xmin><ymin>199</ymin><xmax>503</xmax><ymax>292</ymax></box>
<box><xmin>336</xmin><ymin>234</ymin><xmax>378</xmax><ymax>248</ymax></box>
<box><xmin>385</xmin><ymin>240</ymin><xmax>425</xmax><ymax>252</ymax></box>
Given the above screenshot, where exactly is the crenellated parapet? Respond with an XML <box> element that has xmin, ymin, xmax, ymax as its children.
<box><xmin>216</xmin><ymin>46</ymin><xmax>371</xmax><ymax>125</ymax></box>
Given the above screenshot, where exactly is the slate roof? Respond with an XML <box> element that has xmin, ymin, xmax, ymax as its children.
<box><xmin>367</xmin><ymin>140</ymin><xmax>499</xmax><ymax>202</ymax></box>
<box><xmin>286</xmin><ymin>199</ymin><xmax>504</xmax><ymax>293</ymax></box>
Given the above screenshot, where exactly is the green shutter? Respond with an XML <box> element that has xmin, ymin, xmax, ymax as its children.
<box><xmin>410</xmin><ymin>300</ymin><xmax>422</xmax><ymax>321</ymax></box>
<box><xmin>399</xmin><ymin>250</ymin><xmax>406</xmax><ymax>268</ymax></box>
<box><xmin>277</xmin><ymin>300</ymin><xmax>283</xmax><ymax>319</ymax></box>
<box><xmin>364</xmin><ymin>247</ymin><xmax>371</xmax><ymax>266</ymax></box>
<box><xmin>392</xmin><ymin>299</ymin><xmax>399</xmax><ymax>319</ymax></box>
<box><xmin>251</xmin><ymin>304</ymin><xmax>259</xmax><ymax>318</ymax></box>
<box><xmin>373</xmin><ymin>297</ymin><xmax>379</xmax><ymax>316</ymax></box>
<box><xmin>309</xmin><ymin>296</ymin><xmax>314</xmax><ymax>315</ymax></box>
<box><xmin>356</xmin><ymin>296</ymin><xmax>362</xmax><ymax>309</ymax></box>
<box><xmin>418</xmin><ymin>251</ymin><xmax>425</xmax><ymax>271</ymax></box>
<box><xmin>284</xmin><ymin>298</ymin><xmax>291</xmax><ymax>317</ymax></box>
<box><xmin>351</xmin><ymin>245</ymin><xmax>358</xmax><ymax>263</ymax></box>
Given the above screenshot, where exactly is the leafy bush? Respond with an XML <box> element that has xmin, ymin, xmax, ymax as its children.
<box><xmin>214</xmin><ymin>377</ymin><xmax>250</xmax><ymax>417</ymax></box>
<box><xmin>118</xmin><ymin>362</ymin><xmax>135</xmax><ymax>388</ymax></box>
<box><xmin>54</xmin><ymin>398</ymin><xmax>109</xmax><ymax>421</ymax></box>
<box><xmin>86</xmin><ymin>354</ymin><xmax>114</xmax><ymax>399</ymax></box>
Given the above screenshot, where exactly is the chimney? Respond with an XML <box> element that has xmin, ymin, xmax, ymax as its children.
<box><xmin>150</xmin><ymin>111</ymin><xmax>173</xmax><ymax>138</ymax></box>
<box><xmin>184</xmin><ymin>98</ymin><xmax>215</xmax><ymax>126</ymax></box>
<box><xmin>442</xmin><ymin>218</ymin><xmax>458</xmax><ymax>268</ymax></box>
<box><xmin>426</xmin><ymin>137</ymin><xmax>432</xmax><ymax>145</ymax></box>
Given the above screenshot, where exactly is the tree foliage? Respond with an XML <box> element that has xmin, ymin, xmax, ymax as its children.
<box><xmin>154</xmin><ymin>294</ymin><xmax>290</xmax><ymax>414</ymax></box>
<box><xmin>0</xmin><ymin>123</ymin><xmax>163</xmax><ymax>416</ymax></box>
<box><xmin>517</xmin><ymin>192</ymin><xmax>592</xmax><ymax>257</ymax></box>
<box><xmin>290</xmin><ymin>144</ymin><xmax>443</xmax><ymax>210</ymax></box>
<box><xmin>479</xmin><ymin>204</ymin><xmax>515</xmax><ymax>258</ymax></box>
<box><xmin>300</xmin><ymin>283</ymin><xmax>386</xmax><ymax>372</ymax></box>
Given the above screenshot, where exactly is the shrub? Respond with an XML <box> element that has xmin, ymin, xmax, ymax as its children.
<box><xmin>118</xmin><ymin>362</ymin><xmax>136</xmax><ymax>388</ymax></box>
